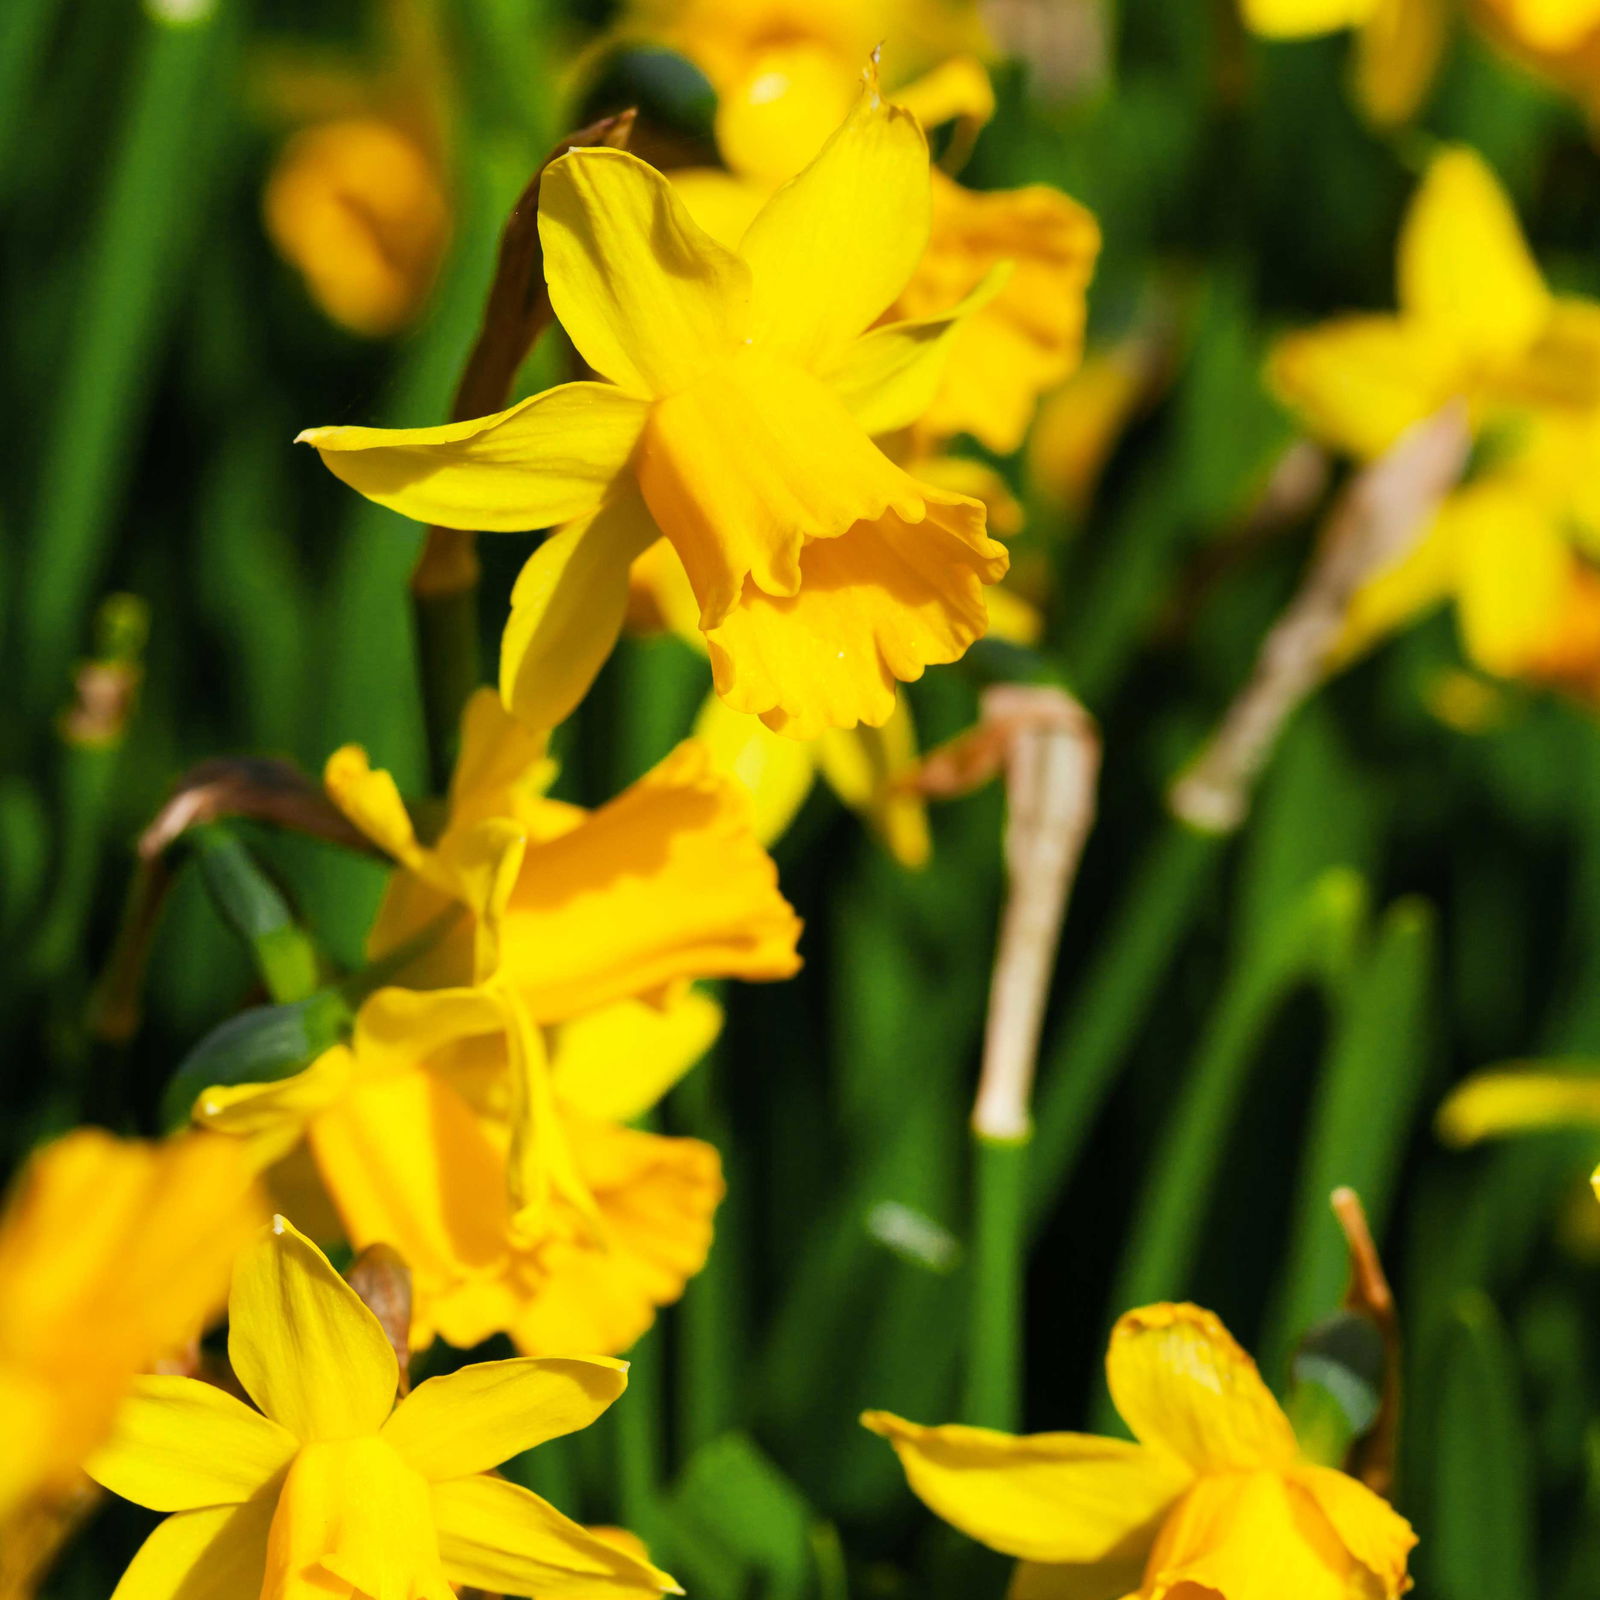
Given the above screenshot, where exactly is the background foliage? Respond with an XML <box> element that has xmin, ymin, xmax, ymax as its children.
<box><xmin>6</xmin><ymin>1</ymin><xmax>1600</xmax><ymax>1596</ymax></box>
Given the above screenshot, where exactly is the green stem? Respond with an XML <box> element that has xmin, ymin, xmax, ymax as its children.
<box><xmin>963</xmin><ymin>1134</ymin><xmax>1030</xmax><ymax>1431</ymax></box>
<box><xmin>0</xmin><ymin>0</ymin><xmax>53</xmax><ymax>204</ymax></box>
<box><xmin>17</xmin><ymin>1</ymin><xmax>236</xmax><ymax>711</ymax></box>
<box><xmin>1026</xmin><ymin>824</ymin><xmax>1222</xmax><ymax>1235</ymax></box>
<box><xmin>617</xmin><ymin>1330</ymin><xmax>663</xmax><ymax>1548</ymax></box>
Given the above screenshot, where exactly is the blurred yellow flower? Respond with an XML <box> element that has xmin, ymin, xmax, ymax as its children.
<box><xmin>197</xmin><ymin>986</ymin><xmax>724</xmax><ymax>1357</ymax></box>
<box><xmin>1473</xmin><ymin>0</ymin><xmax>1600</xmax><ymax>96</ymax></box>
<box><xmin>867</xmin><ymin>1302</ymin><xmax>1414</xmax><ymax>1599</ymax></box>
<box><xmin>1438</xmin><ymin>1061</ymin><xmax>1600</xmax><ymax>1145</ymax></box>
<box><xmin>1272</xmin><ymin>145</ymin><xmax>1600</xmax><ymax>681</ymax></box>
<box><xmin>265</xmin><ymin>116</ymin><xmax>449</xmax><ymax>339</ymax></box>
<box><xmin>324</xmin><ymin>690</ymin><xmax>802</xmax><ymax>1021</ymax></box>
<box><xmin>0</xmin><ymin>1129</ymin><xmax>259</xmax><ymax>1528</ymax></box>
<box><xmin>87</xmin><ymin>1216</ymin><xmax>678</xmax><ymax>1600</ymax></box>
<box><xmin>302</xmin><ymin>74</ymin><xmax>1007</xmax><ymax>739</ymax></box>
<box><xmin>1238</xmin><ymin>0</ymin><xmax>1448</xmax><ymax>124</ymax></box>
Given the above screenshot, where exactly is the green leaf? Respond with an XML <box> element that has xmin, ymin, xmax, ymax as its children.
<box><xmin>189</xmin><ymin>823</ymin><xmax>319</xmax><ymax>1004</ymax></box>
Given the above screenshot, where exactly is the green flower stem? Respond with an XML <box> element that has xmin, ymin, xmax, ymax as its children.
<box><xmin>617</xmin><ymin>1328</ymin><xmax>664</xmax><ymax>1549</ymax></box>
<box><xmin>963</xmin><ymin>1133</ymin><xmax>1030</xmax><ymax>1431</ymax></box>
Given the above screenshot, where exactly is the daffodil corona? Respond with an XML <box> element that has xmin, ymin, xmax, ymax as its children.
<box><xmin>88</xmin><ymin>1217</ymin><xmax>678</xmax><ymax>1600</ymax></box>
<box><xmin>866</xmin><ymin>1302</ymin><xmax>1415</xmax><ymax>1599</ymax></box>
<box><xmin>300</xmin><ymin>75</ymin><xmax>1009</xmax><ymax>739</ymax></box>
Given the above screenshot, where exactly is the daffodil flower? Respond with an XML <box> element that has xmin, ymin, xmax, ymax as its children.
<box><xmin>865</xmin><ymin>1302</ymin><xmax>1415</xmax><ymax>1599</ymax></box>
<box><xmin>87</xmin><ymin>1216</ymin><xmax>678</xmax><ymax>1600</ymax></box>
<box><xmin>196</xmin><ymin>986</ymin><xmax>724</xmax><ymax>1357</ymax></box>
<box><xmin>0</xmin><ymin>1130</ymin><xmax>259</xmax><ymax>1527</ymax></box>
<box><xmin>1271</xmin><ymin>145</ymin><xmax>1600</xmax><ymax>682</ymax></box>
<box><xmin>1476</xmin><ymin>0</ymin><xmax>1600</xmax><ymax>55</ymax></box>
<box><xmin>324</xmin><ymin>690</ymin><xmax>802</xmax><ymax>1021</ymax></box>
<box><xmin>1237</xmin><ymin>0</ymin><xmax>1447</xmax><ymax>125</ymax></box>
<box><xmin>300</xmin><ymin>75</ymin><xmax>1009</xmax><ymax>739</ymax></box>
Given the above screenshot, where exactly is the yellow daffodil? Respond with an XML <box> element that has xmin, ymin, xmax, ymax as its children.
<box><xmin>865</xmin><ymin>1302</ymin><xmax>1415</xmax><ymax>1599</ymax></box>
<box><xmin>86</xmin><ymin>1215</ymin><xmax>678</xmax><ymax>1600</ymax></box>
<box><xmin>1473</xmin><ymin>0</ymin><xmax>1600</xmax><ymax>95</ymax></box>
<box><xmin>1438</xmin><ymin>1061</ymin><xmax>1600</xmax><ymax>1146</ymax></box>
<box><xmin>300</xmin><ymin>74</ymin><xmax>1009</xmax><ymax>739</ymax></box>
<box><xmin>324</xmin><ymin>690</ymin><xmax>802</xmax><ymax>1022</ymax></box>
<box><xmin>1237</xmin><ymin>0</ymin><xmax>1448</xmax><ymax>125</ymax></box>
<box><xmin>265</xmin><ymin>117</ymin><xmax>449</xmax><ymax>338</ymax></box>
<box><xmin>1271</xmin><ymin>144</ymin><xmax>1600</xmax><ymax>682</ymax></box>
<box><xmin>0</xmin><ymin>1129</ymin><xmax>259</xmax><ymax>1527</ymax></box>
<box><xmin>197</xmin><ymin>984</ymin><xmax>724</xmax><ymax>1357</ymax></box>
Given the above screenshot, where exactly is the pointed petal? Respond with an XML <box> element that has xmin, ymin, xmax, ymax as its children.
<box><xmin>298</xmin><ymin>383</ymin><xmax>646</xmax><ymax>531</ymax></box>
<box><xmin>738</xmin><ymin>70</ymin><xmax>931</xmax><ymax>367</ymax></box>
<box><xmin>384</xmin><ymin>1357</ymin><xmax>627</xmax><ymax>1480</ymax></box>
<box><xmin>193</xmin><ymin>1047</ymin><xmax>352</xmax><ymax>1153</ymax></box>
<box><xmin>228</xmin><ymin>1216</ymin><xmax>398</xmax><ymax>1442</ymax></box>
<box><xmin>496</xmin><ymin>740</ymin><xmax>803</xmax><ymax>1022</ymax></box>
<box><xmin>1238</xmin><ymin>0</ymin><xmax>1378</xmax><ymax>32</ymax></box>
<box><xmin>1105</xmin><ymin>1304</ymin><xmax>1298</xmax><ymax>1473</ymax></box>
<box><xmin>1399</xmin><ymin>147</ymin><xmax>1550</xmax><ymax>363</ymax></box>
<box><xmin>538</xmin><ymin>148</ymin><xmax>750</xmax><ymax>396</ymax></box>
<box><xmin>1450</xmin><ymin>480</ymin><xmax>1573</xmax><ymax>675</ymax></box>
<box><xmin>500</xmin><ymin>486</ymin><xmax>662</xmax><ymax>735</ymax></box>
<box><xmin>324</xmin><ymin>746</ymin><xmax>428</xmax><ymax>871</ymax></box>
<box><xmin>1437</xmin><ymin>1069</ymin><xmax>1600</xmax><ymax>1146</ymax></box>
<box><xmin>1141</xmin><ymin>1470</ymin><xmax>1366</xmax><ymax>1600</ymax></box>
<box><xmin>637</xmin><ymin>350</ymin><xmax>930</xmax><ymax>629</ymax></box>
<box><xmin>549</xmin><ymin>988</ymin><xmax>725</xmax><ymax>1123</ymax></box>
<box><xmin>88</xmin><ymin>1375</ymin><xmax>298</xmax><ymax>1511</ymax></box>
<box><xmin>1354</xmin><ymin>0</ymin><xmax>1447</xmax><ymax>126</ymax></box>
<box><xmin>448</xmin><ymin>688</ymin><xmax>557</xmax><ymax>827</ymax></box>
<box><xmin>432</xmin><ymin>1474</ymin><xmax>679</xmax><ymax>1596</ymax></box>
<box><xmin>691</xmin><ymin>688</ymin><xmax>819</xmax><ymax>848</ymax></box>
<box><xmin>705</xmin><ymin>491</ymin><xmax>1007</xmax><ymax>739</ymax></box>
<box><xmin>862</xmin><ymin>1411</ymin><xmax>1186</xmax><ymax>1565</ymax></box>
<box><xmin>1295</xmin><ymin>1465</ymin><xmax>1417</xmax><ymax>1592</ymax></box>
<box><xmin>1269</xmin><ymin>314</ymin><xmax>1465</xmax><ymax>459</ymax></box>
<box><xmin>109</xmin><ymin>1494</ymin><xmax>279</xmax><ymax>1600</ymax></box>
<box><xmin>822</xmin><ymin>266</ymin><xmax>1010</xmax><ymax>437</ymax></box>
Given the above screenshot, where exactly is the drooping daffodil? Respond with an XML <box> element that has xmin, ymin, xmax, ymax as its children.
<box><xmin>299</xmin><ymin>72</ymin><xmax>1009</xmax><ymax>739</ymax></box>
<box><xmin>866</xmin><ymin>1302</ymin><xmax>1415</xmax><ymax>1599</ymax></box>
<box><xmin>87</xmin><ymin>1216</ymin><xmax>678</xmax><ymax>1600</ymax></box>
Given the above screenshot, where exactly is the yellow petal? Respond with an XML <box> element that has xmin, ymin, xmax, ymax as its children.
<box><xmin>1399</xmin><ymin>147</ymin><xmax>1551</xmax><ymax>364</ymax></box>
<box><xmin>432</xmin><ymin>1474</ymin><xmax>679</xmax><ymax>1597</ymax></box>
<box><xmin>1487</xmin><ymin>0</ymin><xmax>1600</xmax><ymax>52</ymax></box>
<box><xmin>495</xmin><ymin>740</ymin><xmax>803</xmax><ymax>1022</ymax></box>
<box><xmin>194</xmin><ymin>1047</ymin><xmax>353</xmax><ymax>1160</ymax></box>
<box><xmin>705</xmin><ymin>490</ymin><xmax>1007</xmax><ymax>739</ymax></box>
<box><xmin>1269</xmin><ymin>314</ymin><xmax>1465</xmax><ymax>459</ymax></box>
<box><xmin>1354</xmin><ymin>0</ymin><xmax>1447</xmax><ymax>125</ymax></box>
<box><xmin>1331</xmin><ymin>507</ymin><xmax>1455</xmax><ymax>666</ymax></box>
<box><xmin>821</xmin><ymin>266</ymin><xmax>1010</xmax><ymax>438</ymax></box>
<box><xmin>1007</xmin><ymin>1558</ymin><xmax>1144</xmax><ymax>1600</ymax></box>
<box><xmin>1239</xmin><ymin>0</ymin><xmax>1379</xmax><ymax>34</ymax></box>
<box><xmin>264</xmin><ymin>1436</ymin><xmax>453</xmax><ymax>1600</ymax></box>
<box><xmin>88</xmin><ymin>1374</ymin><xmax>298</xmax><ymax>1512</ymax></box>
<box><xmin>352</xmin><ymin>985</ymin><xmax>507</xmax><ymax>1074</ymax></box>
<box><xmin>1141</xmin><ymin>1470</ymin><xmax>1363</xmax><ymax>1600</ymax></box>
<box><xmin>297</xmin><ymin>383</ymin><xmax>646</xmax><ymax>532</ymax></box>
<box><xmin>739</xmin><ymin>69</ymin><xmax>931</xmax><ymax>368</ymax></box>
<box><xmin>814</xmin><ymin>699</ymin><xmax>931</xmax><ymax>869</ymax></box>
<box><xmin>1294</xmin><ymin>1464</ymin><xmax>1417</xmax><ymax>1593</ymax></box>
<box><xmin>636</xmin><ymin>347</ymin><xmax>930</xmax><ymax>629</ymax></box>
<box><xmin>448</xmin><ymin>688</ymin><xmax>557</xmax><ymax>829</ymax></box>
<box><xmin>1105</xmin><ymin>1303</ymin><xmax>1299</xmax><ymax>1473</ymax></box>
<box><xmin>324</xmin><ymin>746</ymin><xmax>429</xmax><ymax>872</ymax></box>
<box><xmin>228</xmin><ymin>1216</ymin><xmax>398</xmax><ymax>1443</ymax></box>
<box><xmin>713</xmin><ymin>44</ymin><xmax>858</xmax><ymax>186</ymax></box>
<box><xmin>549</xmin><ymin>989</ymin><xmax>725</xmax><ymax>1123</ymax></box>
<box><xmin>668</xmin><ymin>167</ymin><xmax>770</xmax><ymax>252</ymax></box>
<box><xmin>109</xmin><ymin>1493</ymin><xmax>279</xmax><ymax>1600</ymax></box>
<box><xmin>692</xmin><ymin>687</ymin><xmax>819</xmax><ymax>847</ymax></box>
<box><xmin>384</xmin><ymin>1357</ymin><xmax>627</xmax><ymax>1481</ymax></box>
<box><xmin>508</xmin><ymin>1118</ymin><xmax>723</xmax><ymax>1358</ymax></box>
<box><xmin>538</xmin><ymin>148</ymin><xmax>751</xmax><ymax>397</ymax></box>
<box><xmin>894</xmin><ymin>174</ymin><xmax>1100</xmax><ymax>454</ymax></box>
<box><xmin>499</xmin><ymin>485</ymin><xmax>662</xmax><ymax>735</ymax></box>
<box><xmin>308</xmin><ymin>1059</ymin><xmax>515</xmax><ymax>1342</ymax></box>
<box><xmin>1437</xmin><ymin>1068</ymin><xmax>1600</xmax><ymax>1145</ymax></box>
<box><xmin>860</xmin><ymin>1411</ymin><xmax>1187</xmax><ymax>1565</ymax></box>
<box><xmin>1449</xmin><ymin>481</ymin><xmax>1574</xmax><ymax>676</ymax></box>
